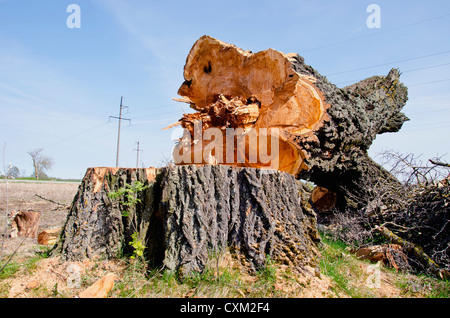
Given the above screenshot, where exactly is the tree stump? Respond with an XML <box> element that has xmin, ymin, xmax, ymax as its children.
<box><xmin>11</xmin><ymin>211</ymin><xmax>40</xmax><ymax>238</ymax></box>
<box><xmin>55</xmin><ymin>166</ymin><xmax>321</xmax><ymax>275</ymax></box>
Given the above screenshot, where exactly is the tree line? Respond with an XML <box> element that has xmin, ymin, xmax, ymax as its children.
<box><xmin>1</xmin><ymin>148</ymin><xmax>54</xmax><ymax>180</ymax></box>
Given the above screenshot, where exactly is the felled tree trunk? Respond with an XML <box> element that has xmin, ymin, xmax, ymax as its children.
<box><xmin>55</xmin><ymin>166</ymin><xmax>321</xmax><ymax>276</ymax></box>
<box><xmin>168</xmin><ymin>35</ymin><xmax>408</xmax><ymax>209</ymax></box>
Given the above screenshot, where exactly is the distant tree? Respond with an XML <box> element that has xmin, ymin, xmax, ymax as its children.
<box><xmin>6</xmin><ymin>165</ymin><xmax>20</xmax><ymax>178</ymax></box>
<box><xmin>27</xmin><ymin>148</ymin><xmax>54</xmax><ymax>179</ymax></box>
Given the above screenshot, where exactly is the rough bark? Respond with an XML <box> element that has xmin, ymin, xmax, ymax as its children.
<box><xmin>158</xmin><ymin>164</ymin><xmax>320</xmax><ymax>275</ymax></box>
<box><xmin>288</xmin><ymin>55</ymin><xmax>408</xmax><ymax>209</ymax></box>
<box><xmin>55</xmin><ymin>167</ymin><xmax>157</xmax><ymax>260</ymax></box>
<box><xmin>55</xmin><ymin>166</ymin><xmax>321</xmax><ymax>276</ymax></box>
<box><xmin>168</xmin><ymin>35</ymin><xmax>408</xmax><ymax>210</ymax></box>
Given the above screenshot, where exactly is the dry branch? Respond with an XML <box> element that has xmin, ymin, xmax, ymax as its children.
<box><xmin>374</xmin><ymin>225</ymin><xmax>449</xmax><ymax>278</ymax></box>
<box><xmin>429</xmin><ymin>159</ymin><xmax>450</xmax><ymax>168</ymax></box>
<box><xmin>35</xmin><ymin>194</ymin><xmax>67</xmax><ymax>207</ymax></box>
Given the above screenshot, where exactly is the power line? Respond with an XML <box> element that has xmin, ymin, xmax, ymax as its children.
<box><xmin>408</xmin><ymin>78</ymin><xmax>450</xmax><ymax>87</ymax></box>
<box><xmin>301</xmin><ymin>12</ymin><xmax>450</xmax><ymax>53</ymax></box>
<box><xmin>130</xmin><ymin>109</ymin><xmax>185</xmax><ymax>121</ymax></box>
<box><xmin>109</xmin><ymin>96</ymin><xmax>131</xmax><ymax>167</ymax></box>
<box><xmin>403</xmin><ymin>124</ymin><xmax>450</xmax><ymax>133</ymax></box>
<box><xmin>402</xmin><ymin>62</ymin><xmax>450</xmax><ymax>73</ymax></box>
<box><xmin>42</xmin><ymin>123</ymin><xmax>109</xmax><ymax>151</ymax></box>
<box><xmin>406</xmin><ymin>120</ymin><xmax>450</xmax><ymax>128</ymax></box>
<box><xmin>126</xmin><ymin>102</ymin><xmax>181</xmax><ymax>116</ymax></box>
<box><xmin>327</xmin><ymin>50</ymin><xmax>450</xmax><ymax>77</ymax></box>
<box><xmin>335</xmin><ymin>62</ymin><xmax>450</xmax><ymax>86</ymax></box>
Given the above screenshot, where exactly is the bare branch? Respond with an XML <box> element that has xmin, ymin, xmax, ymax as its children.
<box><xmin>27</xmin><ymin>148</ymin><xmax>54</xmax><ymax>179</ymax></box>
<box><xmin>429</xmin><ymin>159</ymin><xmax>450</xmax><ymax>168</ymax></box>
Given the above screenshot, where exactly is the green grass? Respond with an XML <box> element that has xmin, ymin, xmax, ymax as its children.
<box><xmin>319</xmin><ymin>231</ymin><xmax>450</xmax><ymax>298</ymax></box>
<box><xmin>2</xmin><ymin>235</ymin><xmax>449</xmax><ymax>298</ymax></box>
<box><xmin>108</xmin><ymin>252</ymin><xmax>286</xmax><ymax>298</ymax></box>
<box><xmin>0</xmin><ymin>247</ymin><xmax>51</xmax><ymax>278</ymax></box>
<box><xmin>319</xmin><ymin>234</ymin><xmax>368</xmax><ymax>297</ymax></box>
<box><xmin>394</xmin><ymin>273</ymin><xmax>450</xmax><ymax>298</ymax></box>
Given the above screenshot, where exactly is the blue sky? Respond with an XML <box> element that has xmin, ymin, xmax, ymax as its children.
<box><xmin>1</xmin><ymin>0</ymin><xmax>450</xmax><ymax>179</ymax></box>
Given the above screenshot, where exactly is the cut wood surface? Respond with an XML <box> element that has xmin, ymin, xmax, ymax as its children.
<box><xmin>169</xmin><ymin>35</ymin><xmax>409</xmax><ymax>209</ymax></box>
<box><xmin>78</xmin><ymin>273</ymin><xmax>118</xmax><ymax>298</ymax></box>
<box><xmin>310</xmin><ymin>186</ymin><xmax>337</xmax><ymax>212</ymax></box>
<box><xmin>11</xmin><ymin>211</ymin><xmax>40</xmax><ymax>239</ymax></box>
<box><xmin>374</xmin><ymin>225</ymin><xmax>449</xmax><ymax>278</ymax></box>
<box><xmin>37</xmin><ymin>228</ymin><xmax>61</xmax><ymax>245</ymax></box>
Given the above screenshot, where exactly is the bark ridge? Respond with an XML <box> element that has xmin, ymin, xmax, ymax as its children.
<box><xmin>55</xmin><ymin>166</ymin><xmax>320</xmax><ymax>275</ymax></box>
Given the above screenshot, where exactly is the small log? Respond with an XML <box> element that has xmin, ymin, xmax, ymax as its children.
<box><xmin>310</xmin><ymin>186</ymin><xmax>337</xmax><ymax>212</ymax></box>
<box><xmin>355</xmin><ymin>244</ymin><xmax>408</xmax><ymax>271</ymax></box>
<box><xmin>78</xmin><ymin>273</ymin><xmax>118</xmax><ymax>298</ymax></box>
<box><xmin>37</xmin><ymin>228</ymin><xmax>61</xmax><ymax>245</ymax></box>
<box><xmin>11</xmin><ymin>211</ymin><xmax>40</xmax><ymax>238</ymax></box>
<box><xmin>374</xmin><ymin>225</ymin><xmax>446</xmax><ymax>277</ymax></box>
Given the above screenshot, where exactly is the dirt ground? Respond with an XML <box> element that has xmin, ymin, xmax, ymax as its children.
<box><xmin>0</xmin><ymin>181</ymin><xmax>79</xmax><ymax>260</ymax></box>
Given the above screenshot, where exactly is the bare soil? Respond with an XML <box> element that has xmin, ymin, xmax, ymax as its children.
<box><xmin>0</xmin><ymin>181</ymin><xmax>79</xmax><ymax>260</ymax></box>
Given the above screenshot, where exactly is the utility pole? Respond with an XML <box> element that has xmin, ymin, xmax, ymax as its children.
<box><xmin>109</xmin><ymin>96</ymin><xmax>131</xmax><ymax>167</ymax></box>
<box><xmin>134</xmin><ymin>141</ymin><xmax>143</xmax><ymax>168</ymax></box>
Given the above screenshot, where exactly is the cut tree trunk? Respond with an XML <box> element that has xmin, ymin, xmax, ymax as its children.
<box><xmin>374</xmin><ymin>225</ymin><xmax>450</xmax><ymax>278</ymax></box>
<box><xmin>310</xmin><ymin>186</ymin><xmax>337</xmax><ymax>212</ymax></box>
<box><xmin>54</xmin><ymin>166</ymin><xmax>321</xmax><ymax>276</ymax></box>
<box><xmin>11</xmin><ymin>211</ymin><xmax>40</xmax><ymax>238</ymax></box>
<box><xmin>37</xmin><ymin>228</ymin><xmax>61</xmax><ymax>245</ymax></box>
<box><xmin>168</xmin><ymin>35</ymin><xmax>408</xmax><ymax>210</ymax></box>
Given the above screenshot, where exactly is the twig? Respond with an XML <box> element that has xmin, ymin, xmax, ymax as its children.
<box><xmin>0</xmin><ymin>235</ymin><xmax>27</xmax><ymax>274</ymax></box>
<box><xmin>429</xmin><ymin>159</ymin><xmax>450</xmax><ymax>168</ymax></box>
<box><xmin>35</xmin><ymin>194</ymin><xmax>67</xmax><ymax>207</ymax></box>
<box><xmin>49</xmin><ymin>268</ymin><xmax>67</xmax><ymax>282</ymax></box>
<box><xmin>0</xmin><ymin>216</ymin><xmax>40</xmax><ymax>274</ymax></box>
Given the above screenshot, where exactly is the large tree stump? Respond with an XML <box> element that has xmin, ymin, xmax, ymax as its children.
<box><xmin>55</xmin><ymin>166</ymin><xmax>321</xmax><ymax>276</ymax></box>
<box><xmin>168</xmin><ymin>35</ymin><xmax>408</xmax><ymax>210</ymax></box>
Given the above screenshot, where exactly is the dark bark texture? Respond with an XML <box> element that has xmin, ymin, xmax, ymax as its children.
<box><xmin>287</xmin><ymin>54</ymin><xmax>408</xmax><ymax>209</ymax></box>
<box><xmin>55</xmin><ymin>165</ymin><xmax>320</xmax><ymax>276</ymax></box>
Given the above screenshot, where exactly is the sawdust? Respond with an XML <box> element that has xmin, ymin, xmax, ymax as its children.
<box><xmin>5</xmin><ymin>256</ymin><xmax>125</xmax><ymax>298</ymax></box>
<box><xmin>0</xmin><ymin>181</ymin><xmax>79</xmax><ymax>260</ymax></box>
